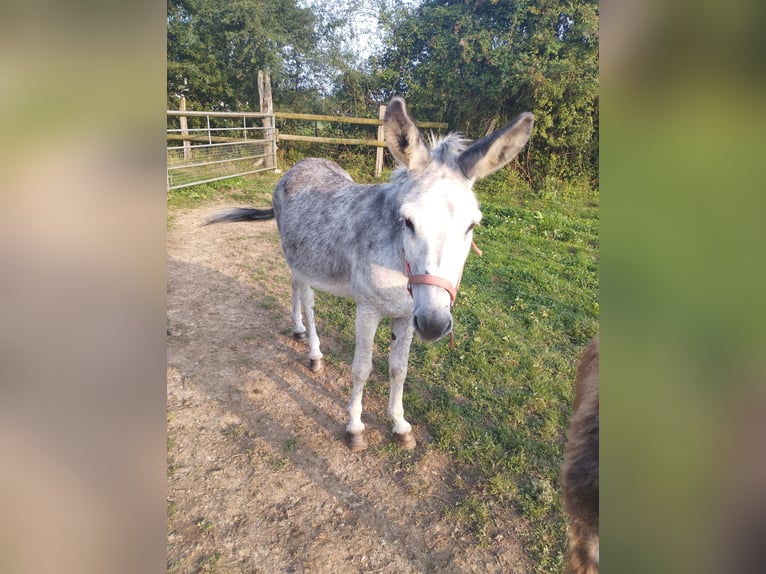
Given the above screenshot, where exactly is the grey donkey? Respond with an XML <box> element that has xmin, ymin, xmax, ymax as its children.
<box><xmin>206</xmin><ymin>97</ymin><xmax>534</xmax><ymax>450</ymax></box>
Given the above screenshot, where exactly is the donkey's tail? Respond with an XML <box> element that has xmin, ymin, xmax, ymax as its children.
<box><xmin>203</xmin><ymin>207</ymin><xmax>275</xmax><ymax>225</ymax></box>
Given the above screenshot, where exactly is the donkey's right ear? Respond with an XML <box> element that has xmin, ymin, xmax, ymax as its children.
<box><xmin>383</xmin><ymin>97</ymin><xmax>430</xmax><ymax>171</ymax></box>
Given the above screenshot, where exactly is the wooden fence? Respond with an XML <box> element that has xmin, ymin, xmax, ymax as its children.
<box><xmin>167</xmin><ymin>71</ymin><xmax>449</xmax><ymax>189</ymax></box>
<box><xmin>274</xmin><ymin>107</ymin><xmax>447</xmax><ymax>177</ymax></box>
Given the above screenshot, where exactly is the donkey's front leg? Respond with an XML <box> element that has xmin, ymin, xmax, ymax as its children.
<box><xmin>389</xmin><ymin>315</ymin><xmax>416</xmax><ymax>449</ymax></box>
<box><xmin>345</xmin><ymin>307</ymin><xmax>380</xmax><ymax>451</ymax></box>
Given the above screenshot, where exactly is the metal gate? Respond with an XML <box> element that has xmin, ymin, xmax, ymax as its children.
<box><xmin>167</xmin><ymin>110</ymin><xmax>276</xmax><ymax>190</ymax></box>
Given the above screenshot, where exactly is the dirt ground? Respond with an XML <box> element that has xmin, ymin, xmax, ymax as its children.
<box><xmin>166</xmin><ymin>202</ymin><xmax>531</xmax><ymax>573</ymax></box>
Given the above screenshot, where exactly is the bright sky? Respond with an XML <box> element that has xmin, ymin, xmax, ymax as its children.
<box><xmin>297</xmin><ymin>0</ymin><xmax>421</xmax><ymax>64</ymax></box>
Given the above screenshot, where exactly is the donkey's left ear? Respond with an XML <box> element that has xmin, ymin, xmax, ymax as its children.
<box><xmin>383</xmin><ymin>97</ymin><xmax>431</xmax><ymax>171</ymax></box>
<box><xmin>458</xmin><ymin>112</ymin><xmax>534</xmax><ymax>180</ymax></box>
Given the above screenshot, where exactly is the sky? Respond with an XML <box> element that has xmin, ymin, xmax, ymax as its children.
<box><xmin>297</xmin><ymin>0</ymin><xmax>421</xmax><ymax>65</ymax></box>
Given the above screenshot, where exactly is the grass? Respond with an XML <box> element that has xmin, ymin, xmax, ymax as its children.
<box><xmin>221</xmin><ymin>423</ymin><xmax>246</xmax><ymax>441</ymax></box>
<box><xmin>195</xmin><ymin>551</ymin><xmax>221</xmax><ymax>572</ymax></box>
<box><xmin>167</xmin><ymin>173</ymin><xmax>282</xmax><ymax>212</ymax></box>
<box><xmin>408</xmin><ymin>170</ymin><xmax>596</xmax><ymax>570</ymax></box>
<box><xmin>314</xmin><ymin>168</ymin><xmax>598</xmax><ymax>571</ymax></box>
<box><xmin>195</xmin><ymin>517</ymin><xmax>215</xmax><ymax>534</ymax></box>
<box><xmin>446</xmin><ymin>495</ymin><xmax>493</xmax><ymax>544</ymax></box>
<box><xmin>247</xmin><ymin>445</ymin><xmax>290</xmax><ymax>471</ymax></box>
<box><xmin>283</xmin><ymin>436</ymin><xmax>299</xmax><ymax>453</ymax></box>
<box><xmin>167</xmin><ymin>164</ymin><xmax>598</xmax><ymax>572</ymax></box>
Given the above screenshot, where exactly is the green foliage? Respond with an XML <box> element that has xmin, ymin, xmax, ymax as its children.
<box><xmin>195</xmin><ymin>550</ymin><xmax>221</xmax><ymax>572</ymax></box>
<box><xmin>167</xmin><ymin>0</ymin><xmax>319</xmax><ymax>110</ymax></box>
<box><xmin>168</xmin><ymin>0</ymin><xmax>598</xmax><ymax>183</ymax></box>
<box><xmin>367</xmin><ymin>0</ymin><xmax>599</xmax><ymax>185</ymax></box>
<box><xmin>446</xmin><ymin>496</ymin><xmax>492</xmax><ymax>545</ymax></box>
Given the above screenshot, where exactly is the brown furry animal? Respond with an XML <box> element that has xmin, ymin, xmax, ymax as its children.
<box><xmin>561</xmin><ymin>337</ymin><xmax>599</xmax><ymax>573</ymax></box>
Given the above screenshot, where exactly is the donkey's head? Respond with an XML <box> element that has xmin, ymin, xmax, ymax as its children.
<box><xmin>384</xmin><ymin>97</ymin><xmax>534</xmax><ymax>342</ymax></box>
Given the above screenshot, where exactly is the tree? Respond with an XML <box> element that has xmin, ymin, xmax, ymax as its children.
<box><xmin>366</xmin><ymin>0</ymin><xmax>599</xmax><ymax>183</ymax></box>
<box><xmin>167</xmin><ymin>0</ymin><xmax>599</xmax><ymax>182</ymax></box>
<box><xmin>167</xmin><ymin>0</ymin><xmax>319</xmax><ymax>110</ymax></box>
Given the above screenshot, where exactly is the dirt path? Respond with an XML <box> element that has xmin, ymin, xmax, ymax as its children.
<box><xmin>167</xmin><ymin>203</ymin><xmax>529</xmax><ymax>573</ymax></box>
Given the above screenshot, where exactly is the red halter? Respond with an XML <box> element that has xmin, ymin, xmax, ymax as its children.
<box><xmin>405</xmin><ymin>264</ymin><xmax>458</xmax><ymax>305</ymax></box>
<box><xmin>404</xmin><ymin>241</ymin><xmax>482</xmax><ymax>346</ymax></box>
<box><xmin>405</xmin><ymin>240</ymin><xmax>482</xmax><ymax>304</ymax></box>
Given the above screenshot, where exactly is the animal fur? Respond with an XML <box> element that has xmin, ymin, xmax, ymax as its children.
<box><xmin>561</xmin><ymin>337</ymin><xmax>599</xmax><ymax>573</ymax></box>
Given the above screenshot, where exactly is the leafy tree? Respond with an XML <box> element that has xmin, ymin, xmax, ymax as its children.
<box><xmin>167</xmin><ymin>0</ymin><xmax>598</xmax><ymax>182</ymax></box>
<box><xmin>167</xmin><ymin>0</ymin><xmax>319</xmax><ymax>110</ymax></box>
<box><xmin>366</xmin><ymin>0</ymin><xmax>599</xmax><ymax>183</ymax></box>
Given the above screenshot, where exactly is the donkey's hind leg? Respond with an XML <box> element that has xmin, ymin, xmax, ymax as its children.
<box><xmin>292</xmin><ymin>278</ymin><xmax>323</xmax><ymax>372</ymax></box>
<box><xmin>292</xmin><ymin>277</ymin><xmax>306</xmax><ymax>342</ymax></box>
<box><xmin>290</xmin><ymin>277</ymin><xmax>307</xmax><ymax>342</ymax></box>
<box><xmin>388</xmin><ymin>315</ymin><xmax>416</xmax><ymax>449</ymax></box>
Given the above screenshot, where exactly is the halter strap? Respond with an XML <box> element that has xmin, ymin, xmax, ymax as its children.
<box><xmin>404</xmin><ymin>240</ymin><xmax>482</xmax><ymax>307</ymax></box>
<box><xmin>406</xmin><ymin>266</ymin><xmax>457</xmax><ymax>305</ymax></box>
<box><xmin>404</xmin><ymin>241</ymin><xmax>481</xmax><ymax>349</ymax></box>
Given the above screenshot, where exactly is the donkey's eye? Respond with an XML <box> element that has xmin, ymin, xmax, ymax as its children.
<box><xmin>404</xmin><ymin>218</ymin><xmax>415</xmax><ymax>233</ymax></box>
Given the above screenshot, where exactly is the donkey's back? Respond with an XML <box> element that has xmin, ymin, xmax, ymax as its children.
<box><xmin>273</xmin><ymin>157</ymin><xmax>401</xmax><ymax>300</ymax></box>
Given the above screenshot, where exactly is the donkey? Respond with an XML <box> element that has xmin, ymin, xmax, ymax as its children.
<box><xmin>561</xmin><ymin>337</ymin><xmax>600</xmax><ymax>573</ymax></box>
<box><xmin>206</xmin><ymin>97</ymin><xmax>533</xmax><ymax>450</ymax></box>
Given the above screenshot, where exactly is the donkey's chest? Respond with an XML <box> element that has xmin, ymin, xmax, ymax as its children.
<box><xmin>352</xmin><ymin>264</ymin><xmax>412</xmax><ymax>316</ymax></box>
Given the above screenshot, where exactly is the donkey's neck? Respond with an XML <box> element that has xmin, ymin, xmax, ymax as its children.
<box><xmin>350</xmin><ymin>182</ymin><xmax>407</xmax><ymax>273</ymax></box>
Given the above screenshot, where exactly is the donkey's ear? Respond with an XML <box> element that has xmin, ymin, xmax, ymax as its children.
<box><xmin>383</xmin><ymin>97</ymin><xmax>430</xmax><ymax>171</ymax></box>
<box><xmin>458</xmin><ymin>112</ymin><xmax>534</xmax><ymax>180</ymax></box>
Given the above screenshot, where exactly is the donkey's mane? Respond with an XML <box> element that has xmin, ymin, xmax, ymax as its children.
<box><xmin>429</xmin><ymin>131</ymin><xmax>470</xmax><ymax>159</ymax></box>
<box><xmin>389</xmin><ymin>132</ymin><xmax>471</xmax><ymax>184</ymax></box>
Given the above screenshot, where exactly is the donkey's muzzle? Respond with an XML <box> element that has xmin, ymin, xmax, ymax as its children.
<box><xmin>413</xmin><ymin>310</ymin><xmax>453</xmax><ymax>342</ymax></box>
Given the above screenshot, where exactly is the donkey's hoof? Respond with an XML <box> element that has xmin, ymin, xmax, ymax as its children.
<box><xmin>309</xmin><ymin>358</ymin><xmax>324</xmax><ymax>373</ymax></box>
<box><xmin>345</xmin><ymin>431</ymin><xmax>368</xmax><ymax>451</ymax></box>
<box><xmin>394</xmin><ymin>431</ymin><xmax>416</xmax><ymax>450</ymax></box>
<box><xmin>292</xmin><ymin>331</ymin><xmax>307</xmax><ymax>343</ymax></box>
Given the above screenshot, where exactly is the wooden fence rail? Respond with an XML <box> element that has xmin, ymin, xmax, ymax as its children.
<box><xmin>277</xmin><ymin>133</ymin><xmax>384</xmax><ymax>147</ymax></box>
<box><xmin>274</xmin><ymin>112</ymin><xmax>447</xmax><ymax>152</ymax></box>
<box><xmin>167</xmin><ymin>70</ymin><xmax>449</xmax><ymax>187</ymax></box>
<box><xmin>167</xmin><ymin>108</ymin><xmax>449</xmax><ymax>184</ymax></box>
<box><xmin>167</xmin><ymin>110</ymin><xmax>272</xmax><ymax>119</ymax></box>
<box><xmin>274</xmin><ymin>110</ymin><xmax>447</xmax><ymax>130</ymax></box>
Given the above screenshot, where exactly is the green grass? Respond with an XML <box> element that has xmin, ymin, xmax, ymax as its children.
<box><xmin>283</xmin><ymin>436</ymin><xmax>299</xmax><ymax>453</ymax></box>
<box><xmin>221</xmin><ymin>423</ymin><xmax>246</xmax><ymax>441</ymax></box>
<box><xmin>414</xmin><ymin>171</ymin><xmax>596</xmax><ymax>570</ymax></box>
<box><xmin>167</xmin><ymin>166</ymin><xmax>598</xmax><ymax>572</ymax></box>
<box><xmin>195</xmin><ymin>517</ymin><xmax>214</xmax><ymax>534</ymax></box>
<box><xmin>195</xmin><ymin>551</ymin><xmax>221</xmax><ymax>572</ymax></box>
<box><xmin>246</xmin><ymin>446</ymin><xmax>290</xmax><ymax>471</ymax></box>
<box><xmin>167</xmin><ymin>172</ymin><xmax>283</xmax><ymax>211</ymax></box>
<box><xmin>316</xmin><ymin>169</ymin><xmax>598</xmax><ymax>571</ymax></box>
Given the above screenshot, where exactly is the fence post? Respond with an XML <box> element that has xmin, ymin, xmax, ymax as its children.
<box><xmin>258</xmin><ymin>70</ymin><xmax>276</xmax><ymax>170</ymax></box>
<box><xmin>179</xmin><ymin>95</ymin><xmax>191</xmax><ymax>160</ymax></box>
<box><xmin>375</xmin><ymin>104</ymin><xmax>386</xmax><ymax>177</ymax></box>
